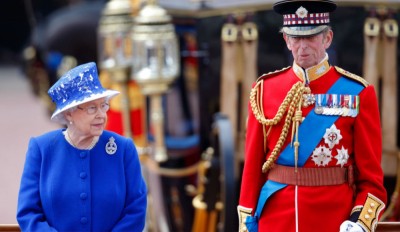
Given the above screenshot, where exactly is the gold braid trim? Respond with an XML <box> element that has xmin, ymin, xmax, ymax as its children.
<box><xmin>250</xmin><ymin>81</ymin><xmax>302</xmax><ymax>126</ymax></box>
<box><xmin>358</xmin><ymin>193</ymin><xmax>385</xmax><ymax>232</ymax></box>
<box><xmin>237</xmin><ymin>206</ymin><xmax>252</xmax><ymax>232</ymax></box>
<box><xmin>334</xmin><ymin>66</ymin><xmax>369</xmax><ymax>87</ymax></box>
<box><xmin>249</xmin><ymin>81</ymin><xmax>308</xmax><ymax>173</ymax></box>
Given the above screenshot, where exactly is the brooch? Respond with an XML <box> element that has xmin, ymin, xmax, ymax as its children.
<box><xmin>105</xmin><ymin>137</ymin><xmax>117</xmax><ymax>155</ymax></box>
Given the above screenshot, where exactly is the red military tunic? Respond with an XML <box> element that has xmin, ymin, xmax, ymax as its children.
<box><xmin>238</xmin><ymin>58</ymin><xmax>387</xmax><ymax>232</ymax></box>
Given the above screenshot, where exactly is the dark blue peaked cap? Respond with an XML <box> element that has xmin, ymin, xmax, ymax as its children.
<box><xmin>273</xmin><ymin>0</ymin><xmax>337</xmax><ymax>37</ymax></box>
<box><xmin>273</xmin><ymin>0</ymin><xmax>336</xmax><ymax>14</ymax></box>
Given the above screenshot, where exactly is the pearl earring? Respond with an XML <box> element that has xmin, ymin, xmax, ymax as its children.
<box><xmin>69</xmin><ymin>121</ymin><xmax>73</xmax><ymax>125</ymax></box>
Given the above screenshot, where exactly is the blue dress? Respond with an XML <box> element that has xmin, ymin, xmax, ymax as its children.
<box><xmin>17</xmin><ymin>129</ymin><xmax>147</xmax><ymax>231</ymax></box>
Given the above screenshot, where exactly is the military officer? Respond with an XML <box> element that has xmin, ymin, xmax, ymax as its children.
<box><xmin>237</xmin><ymin>1</ymin><xmax>387</xmax><ymax>232</ymax></box>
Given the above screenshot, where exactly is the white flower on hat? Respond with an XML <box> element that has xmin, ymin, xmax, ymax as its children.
<box><xmin>296</xmin><ymin>6</ymin><xmax>308</xmax><ymax>18</ymax></box>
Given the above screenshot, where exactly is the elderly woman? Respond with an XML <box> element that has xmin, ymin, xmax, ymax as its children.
<box><xmin>17</xmin><ymin>62</ymin><xmax>147</xmax><ymax>231</ymax></box>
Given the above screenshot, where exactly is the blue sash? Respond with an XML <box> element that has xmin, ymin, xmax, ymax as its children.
<box><xmin>245</xmin><ymin>77</ymin><xmax>364</xmax><ymax>231</ymax></box>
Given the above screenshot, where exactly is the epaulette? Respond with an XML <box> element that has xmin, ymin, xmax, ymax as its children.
<box><xmin>334</xmin><ymin>66</ymin><xmax>369</xmax><ymax>87</ymax></box>
<box><xmin>256</xmin><ymin>66</ymin><xmax>291</xmax><ymax>82</ymax></box>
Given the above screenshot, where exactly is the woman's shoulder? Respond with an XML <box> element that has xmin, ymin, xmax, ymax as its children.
<box><xmin>34</xmin><ymin>129</ymin><xmax>64</xmax><ymax>142</ymax></box>
<box><xmin>99</xmin><ymin>131</ymin><xmax>135</xmax><ymax>154</ymax></box>
<box><xmin>27</xmin><ymin>129</ymin><xmax>64</xmax><ymax>152</ymax></box>
<box><xmin>100</xmin><ymin>130</ymin><xmax>131</xmax><ymax>143</ymax></box>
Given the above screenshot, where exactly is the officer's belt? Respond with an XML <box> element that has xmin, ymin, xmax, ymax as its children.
<box><xmin>267</xmin><ymin>164</ymin><xmax>354</xmax><ymax>186</ymax></box>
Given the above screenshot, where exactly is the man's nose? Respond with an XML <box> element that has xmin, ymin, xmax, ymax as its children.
<box><xmin>299</xmin><ymin>39</ymin><xmax>309</xmax><ymax>48</ymax></box>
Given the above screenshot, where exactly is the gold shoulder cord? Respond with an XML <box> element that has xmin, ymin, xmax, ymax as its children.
<box><xmin>250</xmin><ymin>81</ymin><xmax>309</xmax><ymax>173</ymax></box>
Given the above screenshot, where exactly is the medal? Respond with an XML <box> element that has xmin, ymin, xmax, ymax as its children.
<box><xmin>332</xmin><ymin>94</ymin><xmax>340</xmax><ymax>115</ymax></box>
<box><xmin>349</xmin><ymin>95</ymin><xmax>359</xmax><ymax>117</ymax></box>
<box><xmin>303</xmin><ymin>93</ymin><xmax>316</xmax><ymax>107</ymax></box>
<box><xmin>326</xmin><ymin>94</ymin><xmax>333</xmax><ymax>115</ymax></box>
<box><xmin>341</xmin><ymin>95</ymin><xmax>349</xmax><ymax>116</ymax></box>
<box><xmin>302</xmin><ymin>87</ymin><xmax>315</xmax><ymax>107</ymax></box>
<box><xmin>314</xmin><ymin>94</ymin><xmax>324</xmax><ymax>114</ymax></box>
<box><xmin>354</xmin><ymin>96</ymin><xmax>360</xmax><ymax>117</ymax></box>
<box><xmin>314</xmin><ymin>93</ymin><xmax>359</xmax><ymax>117</ymax></box>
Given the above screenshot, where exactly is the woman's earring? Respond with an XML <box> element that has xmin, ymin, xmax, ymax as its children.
<box><xmin>69</xmin><ymin>121</ymin><xmax>73</xmax><ymax>125</ymax></box>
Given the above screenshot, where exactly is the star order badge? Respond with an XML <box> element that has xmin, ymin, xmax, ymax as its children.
<box><xmin>323</xmin><ymin>124</ymin><xmax>342</xmax><ymax>149</ymax></box>
<box><xmin>105</xmin><ymin>137</ymin><xmax>117</xmax><ymax>155</ymax></box>
<box><xmin>312</xmin><ymin>145</ymin><xmax>332</xmax><ymax>166</ymax></box>
<box><xmin>335</xmin><ymin>146</ymin><xmax>349</xmax><ymax>167</ymax></box>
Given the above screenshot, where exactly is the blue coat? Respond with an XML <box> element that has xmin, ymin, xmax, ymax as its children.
<box><xmin>17</xmin><ymin>129</ymin><xmax>147</xmax><ymax>231</ymax></box>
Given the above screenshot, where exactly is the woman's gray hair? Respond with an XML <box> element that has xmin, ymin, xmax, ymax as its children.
<box><xmin>67</xmin><ymin>106</ymin><xmax>78</xmax><ymax>113</ymax></box>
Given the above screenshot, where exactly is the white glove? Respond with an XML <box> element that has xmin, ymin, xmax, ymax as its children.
<box><xmin>339</xmin><ymin>220</ymin><xmax>364</xmax><ymax>232</ymax></box>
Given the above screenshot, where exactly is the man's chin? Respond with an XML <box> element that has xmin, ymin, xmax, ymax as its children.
<box><xmin>297</xmin><ymin>61</ymin><xmax>315</xmax><ymax>69</ymax></box>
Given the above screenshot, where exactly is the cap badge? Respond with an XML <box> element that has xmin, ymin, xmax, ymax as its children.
<box><xmin>296</xmin><ymin>6</ymin><xmax>308</xmax><ymax>19</ymax></box>
<box><xmin>105</xmin><ymin>137</ymin><xmax>117</xmax><ymax>155</ymax></box>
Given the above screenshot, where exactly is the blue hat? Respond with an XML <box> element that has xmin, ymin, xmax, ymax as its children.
<box><xmin>48</xmin><ymin>62</ymin><xmax>119</xmax><ymax>124</ymax></box>
<box><xmin>273</xmin><ymin>0</ymin><xmax>337</xmax><ymax>37</ymax></box>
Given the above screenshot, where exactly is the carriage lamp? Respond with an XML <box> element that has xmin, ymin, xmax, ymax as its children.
<box><xmin>98</xmin><ymin>0</ymin><xmax>133</xmax><ymax>138</ymax></box>
<box><xmin>131</xmin><ymin>0</ymin><xmax>180</xmax><ymax>162</ymax></box>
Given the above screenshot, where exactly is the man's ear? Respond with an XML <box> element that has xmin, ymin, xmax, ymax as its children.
<box><xmin>283</xmin><ymin>34</ymin><xmax>292</xmax><ymax>50</ymax></box>
<box><xmin>324</xmin><ymin>30</ymin><xmax>333</xmax><ymax>49</ymax></box>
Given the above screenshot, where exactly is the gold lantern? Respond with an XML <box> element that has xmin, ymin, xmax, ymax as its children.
<box><xmin>131</xmin><ymin>0</ymin><xmax>180</xmax><ymax>162</ymax></box>
<box><xmin>98</xmin><ymin>0</ymin><xmax>133</xmax><ymax>138</ymax></box>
